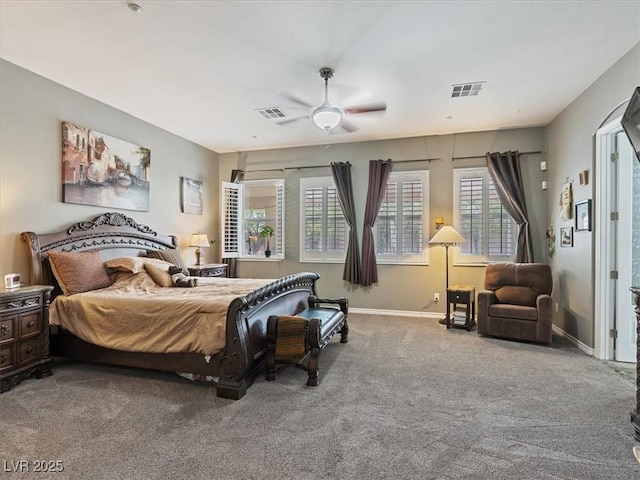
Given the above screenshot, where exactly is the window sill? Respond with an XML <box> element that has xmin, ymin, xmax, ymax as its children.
<box><xmin>299</xmin><ymin>259</ymin><xmax>345</xmax><ymax>264</ymax></box>
<box><xmin>238</xmin><ymin>257</ymin><xmax>283</xmax><ymax>262</ymax></box>
<box><xmin>376</xmin><ymin>259</ymin><xmax>429</xmax><ymax>266</ymax></box>
<box><xmin>452</xmin><ymin>262</ymin><xmax>489</xmax><ymax>267</ymax></box>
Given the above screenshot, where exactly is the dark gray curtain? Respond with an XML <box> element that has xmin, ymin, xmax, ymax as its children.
<box><xmin>331</xmin><ymin>162</ymin><xmax>361</xmax><ymax>285</ymax></box>
<box><xmin>485</xmin><ymin>151</ymin><xmax>534</xmax><ymax>263</ymax></box>
<box><xmin>361</xmin><ymin>159</ymin><xmax>392</xmax><ymax>286</ymax></box>
<box><xmin>224</xmin><ymin>169</ymin><xmax>245</xmax><ymax>277</ymax></box>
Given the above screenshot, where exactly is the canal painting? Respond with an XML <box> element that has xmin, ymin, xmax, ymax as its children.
<box><xmin>62</xmin><ymin>122</ymin><xmax>150</xmax><ymax>211</ymax></box>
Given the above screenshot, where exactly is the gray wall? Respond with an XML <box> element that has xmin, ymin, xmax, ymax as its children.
<box><xmin>546</xmin><ymin>42</ymin><xmax>640</xmax><ymax>348</ymax></box>
<box><xmin>219</xmin><ymin>127</ymin><xmax>547</xmax><ymax>314</ymax></box>
<box><xmin>0</xmin><ymin>60</ymin><xmax>220</xmax><ymax>280</ymax></box>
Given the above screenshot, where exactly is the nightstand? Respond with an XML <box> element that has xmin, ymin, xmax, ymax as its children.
<box><xmin>0</xmin><ymin>285</ymin><xmax>55</xmax><ymax>393</ymax></box>
<box><xmin>446</xmin><ymin>285</ymin><xmax>476</xmax><ymax>331</ymax></box>
<box><xmin>188</xmin><ymin>263</ymin><xmax>227</xmax><ymax>277</ymax></box>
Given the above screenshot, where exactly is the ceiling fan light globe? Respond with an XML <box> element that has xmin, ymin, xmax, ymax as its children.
<box><xmin>312</xmin><ymin>105</ymin><xmax>341</xmax><ymax>130</ymax></box>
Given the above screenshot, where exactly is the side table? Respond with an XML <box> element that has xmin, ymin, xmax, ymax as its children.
<box><xmin>188</xmin><ymin>263</ymin><xmax>227</xmax><ymax>278</ymax></box>
<box><xmin>446</xmin><ymin>285</ymin><xmax>476</xmax><ymax>331</ymax></box>
<box><xmin>1</xmin><ymin>284</ymin><xmax>55</xmax><ymax>393</ymax></box>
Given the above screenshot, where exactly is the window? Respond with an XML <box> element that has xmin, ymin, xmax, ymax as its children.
<box><xmin>221</xmin><ymin>179</ymin><xmax>284</xmax><ymax>259</ymax></box>
<box><xmin>375</xmin><ymin>171</ymin><xmax>429</xmax><ymax>264</ymax></box>
<box><xmin>299</xmin><ymin>177</ymin><xmax>347</xmax><ymax>262</ymax></box>
<box><xmin>453</xmin><ymin>167</ymin><xmax>515</xmax><ymax>264</ymax></box>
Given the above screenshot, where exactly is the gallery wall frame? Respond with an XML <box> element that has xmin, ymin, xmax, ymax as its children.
<box><xmin>575</xmin><ymin>199</ymin><xmax>592</xmax><ymax>231</ymax></box>
<box><xmin>560</xmin><ymin>226</ymin><xmax>573</xmax><ymax>247</ymax></box>
<box><xmin>181</xmin><ymin>177</ymin><xmax>203</xmax><ymax>215</ymax></box>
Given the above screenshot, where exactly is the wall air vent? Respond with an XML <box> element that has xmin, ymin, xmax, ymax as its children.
<box><xmin>451</xmin><ymin>82</ymin><xmax>485</xmax><ymax>98</ymax></box>
<box><xmin>255</xmin><ymin>107</ymin><xmax>287</xmax><ymax>119</ymax></box>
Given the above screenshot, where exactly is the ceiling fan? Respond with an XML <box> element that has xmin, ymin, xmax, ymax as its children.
<box><xmin>277</xmin><ymin>67</ymin><xmax>386</xmax><ymax>133</ymax></box>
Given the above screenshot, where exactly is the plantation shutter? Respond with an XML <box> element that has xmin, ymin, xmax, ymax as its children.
<box><xmin>326</xmin><ymin>186</ymin><xmax>346</xmax><ymax>252</ymax></box>
<box><xmin>402</xmin><ymin>179</ymin><xmax>423</xmax><ymax>255</ymax></box>
<box><xmin>376</xmin><ymin>180</ymin><xmax>398</xmax><ymax>255</ymax></box>
<box><xmin>304</xmin><ymin>186</ymin><xmax>323</xmax><ymax>252</ymax></box>
<box><xmin>275</xmin><ymin>180</ymin><xmax>284</xmax><ymax>256</ymax></box>
<box><xmin>458</xmin><ymin>175</ymin><xmax>484</xmax><ymax>256</ymax></box>
<box><xmin>488</xmin><ymin>178</ymin><xmax>513</xmax><ymax>259</ymax></box>
<box><xmin>221</xmin><ymin>181</ymin><xmax>242</xmax><ymax>258</ymax></box>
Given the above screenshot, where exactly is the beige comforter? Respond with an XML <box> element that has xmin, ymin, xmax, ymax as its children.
<box><xmin>49</xmin><ymin>272</ymin><xmax>273</xmax><ymax>355</ymax></box>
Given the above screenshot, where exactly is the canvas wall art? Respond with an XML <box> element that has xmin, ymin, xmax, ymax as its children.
<box><xmin>181</xmin><ymin>177</ymin><xmax>204</xmax><ymax>215</ymax></box>
<box><xmin>62</xmin><ymin>121</ymin><xmax>150</xmax><ymax>211</ymax></box>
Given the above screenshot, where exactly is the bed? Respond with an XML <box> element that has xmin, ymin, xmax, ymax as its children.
<box><xmin>20</xmin><ymin>212</ymin><xmax>319</xmax><ymax>399</ymax></box>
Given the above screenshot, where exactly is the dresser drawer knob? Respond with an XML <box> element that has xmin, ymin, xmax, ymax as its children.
<box><xmin>26</xmin><ymin>346</ymin><xmax>34</xmax><ymax>355</ymax></box>
<box><xmin>0</xmin><ymin>324</ymin><xmax>8</xmax><ymax>336</ymax></box>
<box><xmin>0</xmin><ymin>352</ymin><xmax>6</xmax><ymax>363</ymax></box>
<box><xmin>28</xmin><ymin>320</ymin><xmax>35</xmax><ymax>328</ymax></box>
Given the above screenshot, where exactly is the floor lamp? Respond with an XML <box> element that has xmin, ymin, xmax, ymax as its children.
<box><xmin>429</xmin><ymin>225</ymin><xmax>465</xmax><ymax>323</ymax></box>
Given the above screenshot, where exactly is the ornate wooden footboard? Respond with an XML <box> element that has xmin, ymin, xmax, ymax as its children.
<box><xmin>21</xmin><ymin>212</ymin><xmax>319</xmax><ymax>400</ymax></box>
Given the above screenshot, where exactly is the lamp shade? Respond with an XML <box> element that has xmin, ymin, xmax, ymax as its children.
<box><xmin>429</xmin><ymin>225</ymin><xmax>465</xmax><ymax>246</ymax></box>
<box><xmin>189</xmin><ymin>233</ymin><xmax>210</xmax><ymax>248</ymax></box>
<box><xmin>312</xmin><ymin>105</ymin><xmax>341</xmax><ymax>130</ymax></box>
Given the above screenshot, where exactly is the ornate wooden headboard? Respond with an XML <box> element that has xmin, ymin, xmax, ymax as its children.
<box><xmin>21</xmin><ymin>212</ymin><xmax>178</xmax><ymax>287</ymax></box>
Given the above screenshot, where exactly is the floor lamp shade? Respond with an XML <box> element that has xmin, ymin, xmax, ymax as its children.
<box><xmin>190</xmin><ymin>232</ymin><xmax>210</xmax><ymax>266</ymax></box>
<box><xmin>429</xmin><ymin>226</ymin><xmax>465</xmax><ymax>289</ymax></box>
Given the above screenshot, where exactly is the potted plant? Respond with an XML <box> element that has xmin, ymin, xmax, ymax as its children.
<box><xmin>259</xmin><ymin>225</ymin><xmax>275</xmax><ymax>258</ymax></box>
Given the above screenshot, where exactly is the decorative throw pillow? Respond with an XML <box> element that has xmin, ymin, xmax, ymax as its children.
<box><xmin>103</xmin><ymin>256</ymin><xmax>147</xmax><ymax>274</ymax></box>
<box><xmin>146</xmin><ymin>249</ymin><xmax>188</xmax><ymax>275</ymax></box>
<box><xmin>48</xmin><ymin>250</ymin><xmax>112</xmax><ymax>295</ymax></box>
<box><xmin>494</xmin><ymin>286</ymin><xmax>538</xmax><ymax>307</ymax></box>
<box><xmin>144</xmin><ymin>262</ymin><xmax>174</xmax><ymax>287</ymax></box>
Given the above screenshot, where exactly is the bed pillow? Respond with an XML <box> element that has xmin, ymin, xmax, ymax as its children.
<box><xmin>144</xmin><ymin>262</ymin><xmax>174</xmax><ymax>287</ymax></box>
<box><xmin>48</xmin><ymin>250</ymin><xmax>112</xmax><ymax>295</ymax></box>
<box><xmin>103</xmin><ymin>256</ymin><xmax>147</xmax><ymax>274</ymax></box>
<box><xmin>146</xmin><ymin>249</ymin><xmax>188</xmax><ymax>275</ymax></box>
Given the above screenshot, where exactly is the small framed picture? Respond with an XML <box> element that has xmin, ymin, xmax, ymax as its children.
<box><xmin>579</xmin><ymin>170</ymin><xmax>589</xmax><ymax>186</ymax></box>
<box><xmin>575</xmin><ymin>199</ymin><xmax>592</xmax><ymax>231</ymax></box>
<box><xmin>560</xmin><ymin>227</ymin><xmax>573</xmax><ymax>247</ymax></box>
<box><xmin>181</xmin><ymin>177</ymin><xmax>203</xmax><ymax>215</ymax></box>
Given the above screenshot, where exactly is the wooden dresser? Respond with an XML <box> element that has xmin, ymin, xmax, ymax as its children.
<box><xmin>0</xmin><ymin>285</ymin><xmax>54</xmax><ymax>393</ymax></box>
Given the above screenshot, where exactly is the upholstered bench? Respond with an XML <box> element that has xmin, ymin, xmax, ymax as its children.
<box><xmin>266</xmin><ymin>295</ymin><xmax>348</xmax><ymax>386</ymax></box>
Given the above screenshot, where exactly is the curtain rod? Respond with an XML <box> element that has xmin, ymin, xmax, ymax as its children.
<box><xmin>243</xmin><ymin>168</ymin><xmax>285</xmax><ymax>173</ymax></box>
<box><xmin>452</xmin><ymin>150</ymin><xmax>542</xmax><ymax>161</ymax></box>
<box><xmin>244</xmin><ymin>158</ymin><xmax>440</xmax><ymax>173</ymax></box>
<box><xmin>243</xmin><ymin>165</ymin><xmax>329</xmax><ymax>174</ymax></box>
<box><xmin>394</xmin><ymin>157</ymin><xmax>441</xmax><ymax>164</ymax></box>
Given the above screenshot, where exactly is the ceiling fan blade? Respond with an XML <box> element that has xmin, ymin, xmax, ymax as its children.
<box><xmin>278</xmin><ymin>92</ymin><xmax>315</xmax><ymax>109</ymax></box>
<box><xmin>275</xmin><ymin>116</ymin><xmax>308</xmax><ymax>126</ymax></box>
<box><xmin>344</xmin><ymin>102</ymin><xmax>387</xmax><ymax>115</ymax></box>
<box><xmin>335</xmin><ymin>119</ymin><xmax>359</xmax><ymax>133</ymax></box>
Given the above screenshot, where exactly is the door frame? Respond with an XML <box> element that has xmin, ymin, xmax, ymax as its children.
<box><xmin>594</xmin><ymin>116</ymin><xmax>622</xmax><ymax>360</ymax></box>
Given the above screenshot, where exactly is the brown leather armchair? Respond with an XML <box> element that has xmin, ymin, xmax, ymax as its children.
<box><xmin>477</xmin><ymin>263</ymin><xmax>553</xmax><ymax>344</ymax></box>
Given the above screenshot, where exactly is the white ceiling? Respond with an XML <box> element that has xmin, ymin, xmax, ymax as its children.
<box><xmin>1</xmin><ymin>1</ymin><xmax>639</xmax><ymax>154</ymax></box>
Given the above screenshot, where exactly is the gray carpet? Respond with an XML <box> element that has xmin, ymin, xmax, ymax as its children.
<box><xmin>1</xmin><ymin>313</ymin><xmax>639</xmax><ymax>480</ymax></box>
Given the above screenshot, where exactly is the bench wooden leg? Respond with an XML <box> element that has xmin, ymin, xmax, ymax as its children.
<box><xmin>266</xmin><ymin>315</ymin><xmax>278</xmax><ymax>381</ymax></box>
<box><xmin>340</xmin><ymin>319</ymin><xmax>349</xmax><ymax>343</ymax></box>
<box><xmin>266</xmin><ymin>350</ymin><xmax>278</xmax><ymax>381</ymax></box>
<box><xmin>306</xmin><ymin>346</ymin><xmax>320</xmax><ymax>386</ymax></box>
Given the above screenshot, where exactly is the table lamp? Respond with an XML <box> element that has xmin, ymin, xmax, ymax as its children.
<box><xmin>190</xmin><ymin>232</ymin><xmax>210</xmax><ymax>267</ymax></box>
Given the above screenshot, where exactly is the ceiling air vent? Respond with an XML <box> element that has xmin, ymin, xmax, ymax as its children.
<box><xmin>451</xmin><ymin>82</ymin><xmax>485</xmax><ymax>98</ymax></box>
<box><xmin>255</xmin><ymin>107</ymin><xmax>287</xmax><ymax>119</ymax></box>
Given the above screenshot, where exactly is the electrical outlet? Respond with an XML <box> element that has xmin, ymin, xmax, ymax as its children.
<box><xmin>434</xmin><ymin>293</ymin><xmax>440</xmax><ymax>302</ymax></box>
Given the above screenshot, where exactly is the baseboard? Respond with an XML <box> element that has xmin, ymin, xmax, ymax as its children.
<box><xmin>552</xmin><ymin>324</ymin><xmax>594</xmax><ymax>356</ymax></box>
<box><xmin>350</xmin><ymin>307</ymin><xmax>442</xmax><ymax>320</ymax></box>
